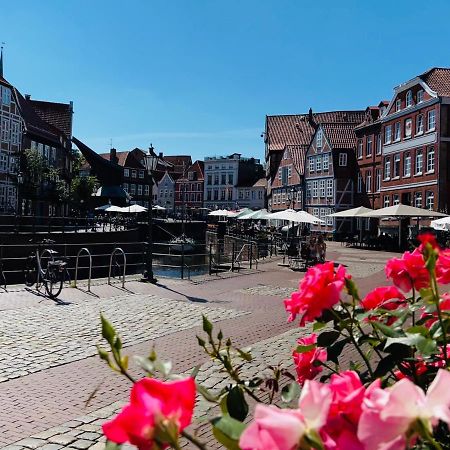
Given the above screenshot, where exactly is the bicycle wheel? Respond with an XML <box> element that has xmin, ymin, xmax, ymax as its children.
<box><xmin>44</xmin><ymin>267</ymin><xmax>63</xmax><ymax>299</ymax></box>
<box><xmin>23</xmin><ymin>256</ymin><xmax>37</xmax><ymax>287</ymax></box>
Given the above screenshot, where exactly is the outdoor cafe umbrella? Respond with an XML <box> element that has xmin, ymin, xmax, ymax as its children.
<box><xmin>327</xmin><ymin>206</ymin><xmax>374</xmax><ymax>244</ymax></box>
<box><xmin>228</xmin><ymin>208</ymin><xmax>253</xmax><ymax>218</ymax></box>
<box><xmin>358</xmin><ymin>203</ymin><xmax>447</xmax><ymax>249</ymax></box>
<box><xmin>238</xmin><ymin>209</ymin><xmax>271</xmax><ymax>220</ymax></box>
<box><xmin>121</xmin><ymin>204</ymin><xmax>147</xmax><ymax>213</ymax></box>
<box><xmin>208</xmin><ymin>209</ymin><xmax>229</xmax><ymax>217</ymax></box>
<box><xmin>95</xmin><ymin>205</ymin><xmax>123</xmax><ymax>213</ymax></box>
<box><xmin>152</xmin><ymin>205</ymin><xmax>166</xmax><ymax>211</ymax></box>
<box><xmin>266</xmin><ymin>209</ymin><xmax>324</xmax><ymax>224</ymax></box>
<box><xmin>431</xmin><ymin>216</ymin><xmax>450</xmax><ymax>231</ymax></box>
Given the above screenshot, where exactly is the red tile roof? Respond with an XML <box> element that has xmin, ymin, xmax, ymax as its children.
<box><xmin>266</xmin><ymin>110</ymin><xmax>365</xmax><ymax>152</ymax></box>
<box><xmin>321</xmin><ymin>122</ymin><xmax>361</xmax><ymax>149</ymax></box>
<box><xmin>420</xmin><ymin>67</ymin><xmax>450</xmax><ymax>97</ymax></box>
<box><xmin>162</xmin><ymin>155</ymin><xmax>192</xmax><ymax>173</ymax></box>
<box><xmin>29</xmin><ymin>100</ymin><xmax>73</xmax><ymax>139</ymax></box>
<box><xmin>98</xmin><ymin>151</ymin><xmax>130</xmax><ymax>167</ymax></box>
<box><xmin>289</xmin><ymin>145</ymin><xmax>307</xmax><ymax>175</ymax></box>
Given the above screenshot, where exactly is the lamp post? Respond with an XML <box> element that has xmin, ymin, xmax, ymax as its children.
<box><xmin>141</xmin><ymin>145</ymin><xmax>159</xmax><ymax>283</ymax></box>
<box><xmin>17</xmin><ymin>171</ymin><xmax>23</xmax><ymax>216</ymax></box>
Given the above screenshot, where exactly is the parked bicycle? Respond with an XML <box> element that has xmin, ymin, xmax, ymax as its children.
<box><xmin>23</xmin><ymin>239</ymin><xmax>68</xmax><ymax>299</ymax></box>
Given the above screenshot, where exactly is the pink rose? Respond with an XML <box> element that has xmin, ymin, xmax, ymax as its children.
<box><xmin>361</xmin><ymin>286</ymin><xmax>406</xmax><ymax>312</ymax></box>
<box><xmin>385</xmin><ymin>249</ymin><xmax>429</xmax><ymax>292</ymax></box>
<box><xmin>292</xmin><ymin>333</ymin><xmax>327</xmax><ymax>385</ymax></box>
<box><xmin>103</xmin><ymin>377</ymin><xmax>196</xmax><ymax>449</ymax></box>
<box><xmin>420</xmin><ymin>293</ymin><xmax>450</xmax><ymax>328</ymax></box>
<box><xmin>322</xmin><ymin>371</ymin><xmax>365</xmax><ymax>450</ymax></box>
<box><xmin>284</xmin><ymin>262</ymin><xmax>347</xmax><ymax>326</ymax></box>
<box><xmin>418</xmin><ymin>232</ymin><xmax>440</xmax><ymax>251</ymax></box>
<box><xmin>240</xmin><ymin>380</ymin><xmax>332</xmax><ymax>450</ymax></box>
<box><xmin>358</xmin><ymin>370</ymin><xmax>450</xmax><ymax>450</ymax></box>
<box><xmin>436</xmin><ymin>249</ymin><xmax>450</xmax><ymax>284</ymax></box>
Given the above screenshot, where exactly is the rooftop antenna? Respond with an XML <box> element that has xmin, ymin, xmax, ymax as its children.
<box><xmin>0</xmin><ymin>42</ymin><xmax>5</xmax><ymax>78</ymax></box>
<box><xmin>110</xmin><ymin>138</ymin><xmax>113</xmax><ymax>149</ymax></box>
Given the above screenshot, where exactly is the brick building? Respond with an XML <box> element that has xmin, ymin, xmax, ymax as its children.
<box><xmin>379</xmin><ymin>68</ymin><xmax>450</xmax><ymax>216</ymax></box>
<box><xmin>304</xmin><ymin>111</ymin><xmax>365</xmax><ymax>233</ymax></box>
<box><xmin>174</xmin><ymin>160</ymin><xmax>204</xmax><ymax>211</ymax></box>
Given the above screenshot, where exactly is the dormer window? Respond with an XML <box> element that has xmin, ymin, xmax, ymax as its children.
<box><xmin>316</xmin><ymin>129</ymin><xmax>323</xmax><ymax>149</ymax></box>
<box><xmin>406</xmin><ymin>90</ymin><xmax>413</xmax><ymax>108</ymax></box>
<box><xmin>417</xmin><ymin>90</ymin><xmax>424</xmax><ymax>103</ymax></box>
<box><xmin>395</xmin><ymin>99</ymin><xmax>401</xmax><ymax>112</ymax></box>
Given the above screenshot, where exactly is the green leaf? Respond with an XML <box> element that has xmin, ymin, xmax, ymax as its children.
<box><xmin>420</xmin><ymin>288</ymin><xmax>435</xmax><ymax>303</ymax></box>
<box><xmin>101</xmin><ymin>314</ymin><xmax>116</xmax><ymax>345</ymax></box>
<box><xmin>212</xmin><ymin>415</ymin><xmax>246</xmax><ymax>450</ymax></box>
<box><xmin>327</xmin><ymin>338</ymin><xmax>350</xmax><ymax>364</ymax></box>
<box><xmin>236</xmin><ymin>348</ymin><xmax>252</xmax><ymax>362</ymax></box>
<box><xmin>374</xmin><ymin>354</ymin><xmax>397</xmax><ymax>378</ymax></box>
<box><xmin>371</xmin><ymin>321</ymin><xmax>401</xmax><ymax>338</ymax></box>
<box><xmin>281</xmin><ymin>382</ymin><xmax>301</xmax><ymax>403</ymax></box>
<box><xmin>196</xmin><ymin>336</ymin><xmax>206</xmax><ymax>347</ymax></box>
<box><xmin>384</xmin><ymin>332</ymin><xmax>436</xmax><ymax>356</ymax></box>
<box><xmin>317</xmin><ymin>330</ymin><xmax>340</xmax><ymax>347</ymax></box>
<box><xmin>134</xmin><ymin>356</ymin><xmax>155</xmax><ymax>375</ymax></box>
<box><xmin>406</xmin><ymin>325</ymin><xmax>430</xmax><ymax>337</ymax></box>
<box><xmin>196</xmin><ymin>383</ymin><xmax>219</xmax><ymax>403</ymax></box>
<box><xmin>304</xmin><ymin>429</ymin><xmax>325</xmax><ymax>450</ymax></box>
<box><xmin>226</xmin><ymin>386</ymin><xmax>249</xmax><ymax>422</ymax></box>
<box><xmin>295</xmin><ymin>344</ymin><xmax>316</xmax><ymax>353</ymax></box>
<box><xmin>105</xmin><ymin>440</ymin><xmax>122</xmax><ymax>450</ymax></box>
<box><xmin>217</xmin><ymin>330</ymin><xmax>223</xmax><ymax>340</ymax></box>
<box><xmin>114</xmin><ymin>335</ymin><xmax>122</xmax><ymax>352</ymax></box>
<box><xmin>202</xmin><ymin>315</ymin><xmax>213</xmax><ymax>335</ymax></box>
<box><xmin>97</xmin><ymin>346</ymin><xmax>110</xmax><ymax>362</ymax></box>
<box><xmin>191</xmin><ymin>365</ymin><xmax>201</xmax><ymax>379</ymax></box>
<box><xmin>313</xmin><ymin>321</ymin><xmax>327</xmax><ymax>331</ymax></box>
<box><xmin>345</xmin><ymin>278</ymin><xmax>360</xmax><ymax>300</ymax></box>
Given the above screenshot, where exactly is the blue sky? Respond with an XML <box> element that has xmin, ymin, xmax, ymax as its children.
<box><xmin>2</xmin><ymin>0</ymin><xmax>450</xmax><ymax>161</ymax></box>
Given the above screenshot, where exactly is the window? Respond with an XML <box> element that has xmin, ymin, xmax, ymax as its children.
<box><xmin>326</xmin><ymin>211</ymin><xmax>333</xmax><ymax>226</ymax></box>
<box><xmin>139</xmin><ymin>170</ymin><xmax>144</xmax><ymax>179</ymax></box>
<box><xmin>426</xmin><ymin>191</ymin><xmax>435</xmax><ymax>210</ymax></box>
<box><xmin>228</xmin><ymin>189</ymin><xmax>232</xmax><ymax>200</ymax></box>
<box><xmin>278</xmin><ymin>168</ymin><xmax>282</xmax><ymax>180</ymax></box>
<box><xmin>214</xmin><ymin>189</ymin><xmax>219</xmax><ymax>200</ymax></box>
<box><xmin>130</xmin><ymin>184</ymin><xmax>136</xmax><ymax>195</ymax></box>
<box><xmin>187</xmin><ymin>171</ymin><xmax>194</xmax><ymax>181</ymax></box>
<box><xmin>393</xmin><ymin>194</ymin><xmax>400</xmax><ymax>205</ymax></box>
<box><xmin>394</xmin><ymin>122</ymin><xmax>401</xmax><ymax>141</ymax></box>
<box><xmin>417</xmin><ymin>90</ymin><xmax>424</xmax><ymax>103</ymax></box>
<box><xmin>317</xmin><ymin>129</ymin><xmax>323</xmax><ymax>148</ymax></box>
<box><xmin>288</xmin><ymin>165</ymin><xmax>292</xmax><ymax>178</ymax></box>
<box><xmin>123</xmin><ymin>183</ymin><xmax>129</xmax><ymax>193</ymax></box>
<box><xmin>395</xmin><ymin>99</ymin><xmax>401</xmax><ymax>112</ymax></box>
<box><xmin>357</xmin><ymin>173</ymin><xmax>362</xmax><ymax>193</ymax></box>
<box><xmin>144</xmin><ymin>185</ymin><xmax>150</xmax><ymax>195</ymax></box>
<box><xmin>309</xmin><ymin>157</ymin><xmax>314</xmax><ymax>173</ymax></box>
<box><xmin>384</xmin><ymin>157</ymin><xmax>391</xmax><ymax>179</ymax></box>
<box><xmin>384</xmin><ymin>195</ymin><xmax>390</xmax><ymax>207</ymax></box>
<box><xmin>404</xmin><ymin>152</ymin><xmax>411</xmax><ymax>177</ymax></box>
<box><xmin>404</xmin><ymin>118</ymin><xmax>412</xmax><ymax>138</ymax></box>
<box><xmin>319</xmin><ymin>180</ymin><xmax>325</xmax><ymax>197</ymax></box>
<box><xmin>207</xmin><ymin>174</ymin><xmax>212</xmax><ymax>185</ymax></box>
<box><xmin>306</xmin><ymin>182</ymin><xmax>312</xmax><ymax>199</ymax></box>
<box><xmin>428</xmin><ymin>110</ymin><xmax>436</xmax><ymax>131</ymax></box>
<box><xmin>385</xmin><ymin>125</ymin><xmax>392</xmax><ymax>144</ymax></box>
<box><xmin>1</xmin><ymin>87</ymin><xmax>11</xmax><ymax>106</ymax></box>
<box><xmin>228</xmin><ymin>173</ymin><xmax>233</xmax><ymax>184</ymax></box>
<box><xmin>357</xmin><ymin>140</ymin><xmax>363</xmax><ymax>159</ymax></box>
<box><xmin>323</xmin><ymin>154</ymin><xmax>329</xmax><ymax>171</ymax></box>
<box><xmin>11</xmin><ymin>122</ymin><xmax>20</xmax><ymax>145</ymax></box>
<box><xmin>221</xmin><ymin>173</ymin><xmax>226</xmax><ymax>184</ymax></box>
<box><xmin>415</xmin><ymin>150</ymin><xmax>423</xmax><ymax>174</ymax></box>
<box><xmin>393</xmin><ymin>154</ymin><xmax>401</xmax><ymax>177</ymax></box>
<box><xmin>376</xmin><ymin>134</ymin><xmax>382</xmax><ymax>155</ymax></box>
<box><xmin>338</xmin><ymin>153</ymin><xmax>347</xmax><ymax>166</ymax></box>
<box><xmin>281</xmin><ymin>167</ymin><xmax>288</xmax><ymax>185</ymax></box>
<box><xmin>1</xmin><ymin>119</ymin><xmax>9</xmax><ymax>142</ymax></box>
<box><xmin>416</xmin><ymin>114</ymin><xmax>424</xmax><ymax>134</ymax></box>
<box><xmin>131</xmin><ymin>170</ymin><xmax>136</xmax><ymax>178</ymax></box>
<box><xmin>406</xmin><ymin>90</ymin><xmax>413</xmax><ymax>107</ymax></box>
<box><xmin>137</xmin><ymin>185</ymin><xmax>143</xmax><ymax>196</ymax></box>
<box><xmin>414</xmin><ymin>192</ymin><xmax>423</xmax><ymax>208</ymax></box>
<box><xmin>313</xmin><ymin>208</ymin><xmax>319</xmax><ymax>219</ymax></box>
<box><xmin>214</xmin><ymin>174</ymin><xmax>219</xmax><ymax>185</ymax></box>
<box><xmin>376</xmin><ymin>169</ymin><xmax>381</xmax><ymax>192</ymax></box>
<box><xmin>326</xmin><ymin>179</ymin><xmax>333</xmax><ymax>197</ymax></box>
<box><xmin>366</xmin><ymin>171</ymin><xmax>372</xmax><ymax>192</ymax></box>
<box><xmin>316</xmin><ymin>156</ymin><xmax>322</xmax><ymax>171</ymax></box>
<box><xmin>366</xmin><ymin>136</ymin><xmax>372</xmax><ymax>156</ymax></box>
<box><xmin>221</xmin><ymin>190</ymin><xmax>226</xmax><ymax>200</ymax></box>
<box><xmin>427</xmin><ymin>147</ymin><xmax>435</xmax><ymax>172</ymax></box>
<box><xmin>312</xmin><ymin>181</ymin><xmax>318</xmax><ymax>198</ymax></box>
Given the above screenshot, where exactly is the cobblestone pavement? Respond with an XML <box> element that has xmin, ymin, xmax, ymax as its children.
<box><xmin>0</xmin><ymin>243</ymin><xmax>394</xmax><ymax>448</ymax></box>
<box><xmin>0</xmin><ymin>293</ymin><xmax>248</xmax><ymax>382</ymax></box>
<box><xmin>4</xmin><ymin>329</ymin><xmax>301</xmax><ymax>450</ymax></box>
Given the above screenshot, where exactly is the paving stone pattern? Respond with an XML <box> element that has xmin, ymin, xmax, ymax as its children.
<box><xmin>4</xmin><ymin>328</ymin><xmax>301</xmax><ymax>449</ymax></box>
<box><xmin>240</xmin><ymin>285</ymin><xmax>295</xmax><ymax>298</ymax></box>
<box><xmin>0</xmin><ymin>293</ymin><xmax>248</xmax><ymax>382</ymax></box>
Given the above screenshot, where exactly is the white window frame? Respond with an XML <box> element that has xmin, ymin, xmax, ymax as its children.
<box><xmin>428</xmin><ymin>110</ymin><xmax>436</xmax><ymax>131</ymax></box>
<box><xmin>394</xmin><ymin>122</ymin><xmax>401</xmax><ymax>141</ymax></box>
<box><xmin>312</xmin><ymin>181</ymin><xmax>318</xmax><ymax>198</ymax></box>
<box><xmin>319</xmin><ymin>179</ymin><xmax>325</xmax><ymax>197</ymax></box>
<box><xmin>426</xmin><ymin>191</ymin><xmax>434</xmax><ymax>210</ymax></box>
<box><xmin>384</xmin><ymin>157</ymin><xmax>391</xmax><ymax>180</ymax></box>
<box><xmin>357</xmin><ymin>141</ymin><xmax>363</xmax><ymax>159</ymax></box>
<box><xmin>338</xmin><ymin>153</ymin><xmax>347</xmax><ymax>166</ymax></box>
<box><xmin>393</xmin><ymin>154</ymin><xmax>401</xmax><ymax>178</ymax></box>
<box><xmin>366</xmin><ymin>136</ymin><xmax>372</xmax><ymax>156</ymax></box>
<box><xmin>417</xmin><ymin>90</ymin><xmax>424</xmax><ymax>103</ymax></box>
<box><xmin>384</xmin><ymin>195</ymin><xmax>390</xmax><ymax>208</ymax></box>
<box><xmin>416</xmin><ymin>114</ymin><xmax>424</xmax><ymax>135</ymax></box>
<box><xmin>376</xmin><ymin>134</ymin><xmax>382</xmax><ymax>155</ymax></box>
<box><xmin>323</xmin><ymin>154</ymin><xmax>329</xmax><ymax>171</ymax></box>
<box><xmin>406</xmin><ymin>90</ymin><xmax>413</xmax><ymax>107</ymax></box>
<box><xmin>415</xmin><ymin>192</ymin><xmax>423</xmax><ymax>208</ymax></box>
<box><xmin>395</xmin><ymin>99</ymin><xmax>401</xmax><ymax>112</ymax></box>
<box><xmin>309</xmin><ymin>157</ymin><xmax>315</xmax><ymax>173</ymax></box>
<box><xmin>326</xmin><ymin>179</ymin><xmax>333</xmax><ymax>197</ymax></box>
<box><xmin>427</xmin><ymin>147</ymin><xmax>435</xmax><ymax>172</ymax></box>
<box><xmin>316</xmin><ymin>129</ymin><xmax>323</xmax><ymax>148</ymax></box>
<box><xmin>316</xmin><ymin>156</ymin><xmax>322</xmax><ymax>172</ymax></box>
<box><xmin>366</xmin><ymin>170</ymin><xmax>372</xmax><ymax>192</ymax></box>
<box><xmin>415</xmin><ymin>150</ymin><xmax>423</xmax><ymax>175</ymax></box>
<box><xmin>385</xmin><ymin>125</ymin><xmax>392</xmax><ymax>144</ymax></box>
<box><xmin>393</xmin><ymin>194</ymin><xmax>400</xmax><ymax>205</ymax></box>
<box><xmin>404</xmin><ymin>152</ymin><xmax>411</xmax><ymax>177</ymax></box>
<box><xmin>357</xmin><ymin>173</ymin><xmax>362</xmax><ymax>193</ymax></box>
<box><xmin>124</xmin><ymin>168</ymin><xmax>129</xmax><ymax>177</ymax></box>
<box><xmin>404</xmin><ymin>118</ymin><xmax>412</xmax><ymax>138</ymax></box>
<box><xmin>376</xmin><ymin>168</ymin><xmax>381</xmax><ymax>192</ymax></box>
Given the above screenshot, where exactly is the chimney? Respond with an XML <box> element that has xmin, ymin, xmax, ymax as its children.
<box><xmin>25</xmin><ymin>94</ymin><xmax>31</xmax><ymax>100</ymax></box>
<box><xmin>159</xmin><ymin>152</ymin><xmax>163</xmax><ymax>159</ymax></box>
<box><xmin>69</xmin><ymin>101</ymin><xmax>74</xmax><ymax>113</ymax></box>
<box><xmin>110</xmin><ymin>148</ymin><xmax>118</xmax><ymax>164</ymax></box>
<box><xmin>308</xmin><ymin>107</ymin><xmax>318</xmax><ymax>129</ymax></box>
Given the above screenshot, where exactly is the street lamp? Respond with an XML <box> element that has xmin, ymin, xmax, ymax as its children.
<box><xmin>141</xmin><ymin>144</ymin><xmax>159</xmax><ymax>284</ymax></box>
<box><xmin>17</xmin><ymin>171</ymin><xmax>23</xmax><ymax>215</ymax></box>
